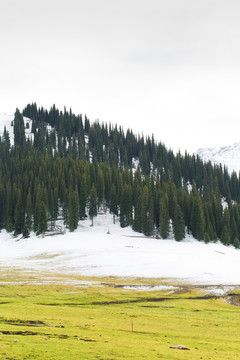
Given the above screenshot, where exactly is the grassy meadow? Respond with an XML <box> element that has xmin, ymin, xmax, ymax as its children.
<box><xmin>0</xmin><ymin>274</ymin><xmax>239</xmax><ymax>359</ymax></box>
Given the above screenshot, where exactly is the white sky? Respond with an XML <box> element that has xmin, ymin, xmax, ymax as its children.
<box><xmin>1</xmin><ymin>0</ymin><xmax>240</xmax><ymax>153</ymax></box>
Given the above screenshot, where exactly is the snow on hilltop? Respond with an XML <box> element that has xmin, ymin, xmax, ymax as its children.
<box><xmin>197</xmin><ymin>142</ymin><xmax>240</xmax><ymax>174</ymax></box>
<box><xmin>0</xmin><ymin>212</ymin><xmax>240</xmax><ymax>286</ymax></box>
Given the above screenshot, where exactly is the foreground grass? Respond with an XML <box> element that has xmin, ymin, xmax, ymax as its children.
<box><xmin>0</xmin><ymin>278</ymin><xmax>239</xmax><ymax>359</ymax></box>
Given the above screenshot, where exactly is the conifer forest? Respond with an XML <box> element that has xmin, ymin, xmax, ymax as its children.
<box><xmin>1</xmin><ymin>103</ymin><xmax>240</xmax><ymax>248</ymax></box>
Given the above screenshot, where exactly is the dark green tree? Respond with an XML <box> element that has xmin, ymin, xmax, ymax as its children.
<box><xmin>220</xmin><ymin>225</ymin><xmax>231</xmax><ymax>245</ymax></box>
<box><xmin>190</xmin><ymin>185</ymin><xmax>205</xmax><ymax>240</ymax></box>
<box><xmin>38</xmin><ymin>201</ymin><xmax>48</xmax><ymax>235</ymax></box>
<box><xmin>89</xmin><ymin>184</ymin><xmax>97</xmax><ymax>226</ymax></box>
<box><xmin>14</xmin><ymin>190</ymin><xmax>25</xmax><ymax>235</ymax></box>
<box><xmin>68</xmin><ymin>188</ymin><xmax>79</xmax><ymax>231</ymax></box>
<box><xmin>25</xmin><ymin>189</ymin><xmax>32</xmax><ymax>231</ymax></box>
<box><xmin>133</xmin><ymin>185</ymin><xmax>142</xmax><ymax>232</ymax></box>
<box><xmin>173</xmin><ymin>204</ymin><xmax>185</xmax><ymax>241</ymax></box>
<box><xmin>120</xmin><ymin>184</ymin><xmax>132</xmax><ymax>227</ymax></box>
<box><xmin>141</xmin><ymin>185</ymin><xmax>153</xmax><ymax>236</ymax></box>
<box><xmin>79</xmin><ymin>173</ymin><xmax>87</xmax><ymax>219</ymax></box>
<box><xmin>13</xmin><ymin>108</ymin><xmax>26</xmax><ymax>148</ymax></box>
<box><xmin>109</xmin><ymin>184</ymin><xmax>118</xmax><ymax>223</ymax></box>
<box><xmin>159</xmin><ymin>196</ymin><xmax>170</xmax><ymax>239</ymax></box>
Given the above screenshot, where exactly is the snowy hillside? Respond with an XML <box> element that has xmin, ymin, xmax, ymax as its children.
<box><xmin>0</xmin><ymin>113</ymin><xmax>33</xmax><ymax>145</ymax></box>
<box><xmin>0</xmin><ymin>212</ymin><xmax>240</xmax><ymax>286</ymax></box>
<box><xmin>197</xmin><ymin>142</ymin><xmax>240</xmax><ymax>174</ymax></box>
<box><xmin>0</xmin><ymin>110</ymin><xmax>240</xmax><ymax>288</ymax></box>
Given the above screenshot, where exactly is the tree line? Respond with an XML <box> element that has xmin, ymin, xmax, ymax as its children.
<box><xmin>0</xmin><ymin>104</ymin><xmax>239</xmax><ymax>248</ymax></box>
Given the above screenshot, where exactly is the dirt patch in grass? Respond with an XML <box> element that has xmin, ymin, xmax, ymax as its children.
<box><xmin>0</xmin><ymin>330</ymin><xmax>93</xmax><ymax>341</ymax></box>
<box><xmin>2</xmin><ymin>319</ymin><xmax>47</xmax><ymax>327</ymax></box>
<box><xmin>90</xmin><ymin>294</ymin><xmax>219</xmax><ymax>306</ymax></box>
<box><xmin>1</xmin><ymin>330</ymin><xmax>39</xmax><ymax>336</ymax></box>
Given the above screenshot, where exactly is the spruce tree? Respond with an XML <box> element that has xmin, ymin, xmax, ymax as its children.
<box><xmin>141</xmin><ymin>185</ymin><xmax>153</xmax><ymax>236</ymax></box>
<box><xmin>133</xmin><ymin>185</ymin><xmax>142</xmax><ymax>232</ymax></box>
<box><xmin>97</xmin><ymin>168</ymin><xmax>105</xmax><ymax>209</ymax></box>
<box><xmin>89</xmin><ymin>184</ymin><xmax>97</xmax><ymax>226</ymax></box>
<box><xmin>68</xmin><ymin>189</ymin><xmax>79</xmax><ymax>231</ymax></box>
<box><xmin>13</xmin><ymin>108</ymin><xmax>26</xmax><ymax>148</ymax></box>
<box><xmin>6</xmin><ymin>182</ymin><xmax>14</xmax><ymax>232</ymax></box>
<box><xmin>221</xmin><ymin>207</ymin><xmax>231</xmax><ymax>243</ymax></box>
<box><xmin>190</xmin><ymin>189</ymin><xmax>205</xmax><ymax>241</ymax></box>
<box><xmin>233</xmin><ymin>237</ymin><xmax>240</xmax><ymax>249</ymax></box>
<box><xmin>120</xmin><ymin>184</ymin><xmax>132</xmax><ymax>227</ymax></box>
<box><xmin>79</xmin><ymin>173</ymin><xmax>87</xmax><ymax>219</ymax></box>
<box><xmin>34</xmin><ymin>188</ymin><xmax>41</xmax><ymax>232</ymax></box>
<box><xmin>0</xmin><ymin>184</ymin><xmax>5</xmax><ymax>229</ymax></box>
<box><xmin>26</xmin><ymin>190</ymin><xmax>32</xmax><ymax>231</ymax></box>
<box><xmin>14</xmin><ymin>190</ymin><xmax>24</xmax><ymax>235</ymax></box>
<box><xmin>220</xmin><ymin>225</ymin><xmax>231</xmax><ymax>245</ymax></box>
<box><xmin>159</xmin><ymin>197</ymin><xmax>170</xmax><ymax>239</ymax></box>
<box><xmin>22</xmin><ymin>225</ymin><xmax>30</xmax><ymax>238</ymax></box>
<box><xmin>38</xmin><ymin>201</ymin><xmax>48</xmax><ymax>235</ymax></box>
<box><xmin>173</xmin><ymin>204</ymin><xmax>185</xmax><ymax>241</ymax></box>
<box><xmin>109</xmin><ymin>184</ymin><xmax>118</xmax><ymax>223</ymax></box>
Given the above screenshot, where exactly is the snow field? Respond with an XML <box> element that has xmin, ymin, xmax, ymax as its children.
<box><xmin>0</xmin><ymin>213</ymin><xmax>240</xmax><ymax>286</ymax></box>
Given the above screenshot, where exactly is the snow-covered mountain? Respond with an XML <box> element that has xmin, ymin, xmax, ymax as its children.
<box><xmin>196</xmin><ymin>142</ymin><xmax>240</xmax><ymax>175</ymax></box>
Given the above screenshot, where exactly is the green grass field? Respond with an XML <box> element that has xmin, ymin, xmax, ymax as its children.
<box><xmin>0</xmin><ymin>275</ymin><xmax>239</xmax><ymax>359</ymax></box>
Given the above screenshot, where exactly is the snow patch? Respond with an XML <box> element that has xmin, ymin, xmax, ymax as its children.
<box><xmin>204</xmin><ymin>286</ymin><xmax>235</xmax><ymax>296</ymax></box>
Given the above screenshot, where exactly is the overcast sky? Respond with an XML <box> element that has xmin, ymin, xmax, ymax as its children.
<box><xmin>1</xmin><ymin>0</ymin><xmax>240</xmax><ymax>153</ymax></box>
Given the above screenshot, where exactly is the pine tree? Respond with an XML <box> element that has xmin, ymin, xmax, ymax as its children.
<box><xmin>133</xmin><ymin>185</ymin><xmax>142</xmax><ymax>232</ymax></box>
<box><xmin>13</xmin><ymin>108</ymin><xmax>26</xmax><ymax>148</ymax></box>
<box><xmin>68</xmin><ymin>188</ymin><xmax>79</xmax><ymax>231</ymax></box>
<box><xmin>159</xmin><ymin>197</ymin><xmax>170</xmax><ymax>239</ymax></box>
<box><xmin>34</xmin><ymin>187</ymin><xmax>41</xmax><ymax>232</ymax></box>
<box><xmin>233</xmin><ymin>237</ymin><xmax>240</xmax><ymax>249</ymax></box>
<box><xmin>6</xmin><ymin>182</ymin><xmax>14</xmax><ymax>232</ymax></box>
<box><xmin>25</xmin><ymin>190</ymin><xmax>32</xmax><ymax>231</ymax></box>
<box><xmin>190</xmin><ymin>186</ymin><xmax>205</xmax><ymax>240</ymax></box>
<box><xmin>38</xmin><ymin>201</ymin><xmax>48</xmax><ymax>235</ymax></box>
<box><xmin>89</xmin><ymin>184</ymin><xmax>97</xmax><ymax>226</ymax></box>
<box><xmin>141</xmin><ymin>185</ymin><xmax>153</xmax><ymax>236</ymax></box>
<box><xmin>14</xmin><ymin>190</ymin><xmax>24</xmax><ymax>235</ymax></box>
<box><xmin>79</xmin><ymin>172</ymin><xmax>87</xmax><ymax>219</ymax></box>
<box><xmin>0</xmin><ymin>184</ymin><xmax>5</xmax><ymax>229</ymax></box>
<box><xmin>120</xmin><ymin>184</ymin><xmax>132</xmax><ymax>227</ymax></box>
<box><xmin>97</xmin><ymin>168</ymin><xmax>105</xmax><ymax>210</ymax></box>
<box><xmin>221</xmin><ymin>207</ymin><xmax>231</xmax><ymax>244</ymax></box>
<box><xmin>22</xmin><ymin>225</ymin><xmax>30</xmax><ymax>238</ymax></box>
<box><xmin>230</xmin><ymin>217</ymin><xmax>238</xmax><ymax>244</ymax></box>
<box><xmin>220</xmin><ymin>225</ymin><xmax>231</xmax><ymax>245</ymax></box>
<box><xmin>173</xmin><ymin>204</ymin><xmax>185</xmax><ymax>241</ymax></box>
<box><xmin>109</xmin><ymin>184</ymin><xmax>118</xmax><ymax>223</ymax></box>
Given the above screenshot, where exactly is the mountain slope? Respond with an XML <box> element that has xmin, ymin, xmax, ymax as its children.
<box><xmin>0</xmin><ymin>104</ymin><xmax>240</xmax><ymax>249</ymax></box>
<box><xmin>0</xmin><ymin>106</ymin><xmax>240</xmax><ymax>287</ymax></box>
<box><xmin>197</xmin><ymin>142</ymin><xmax>240</xmax><ymax>174</ymax></box>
